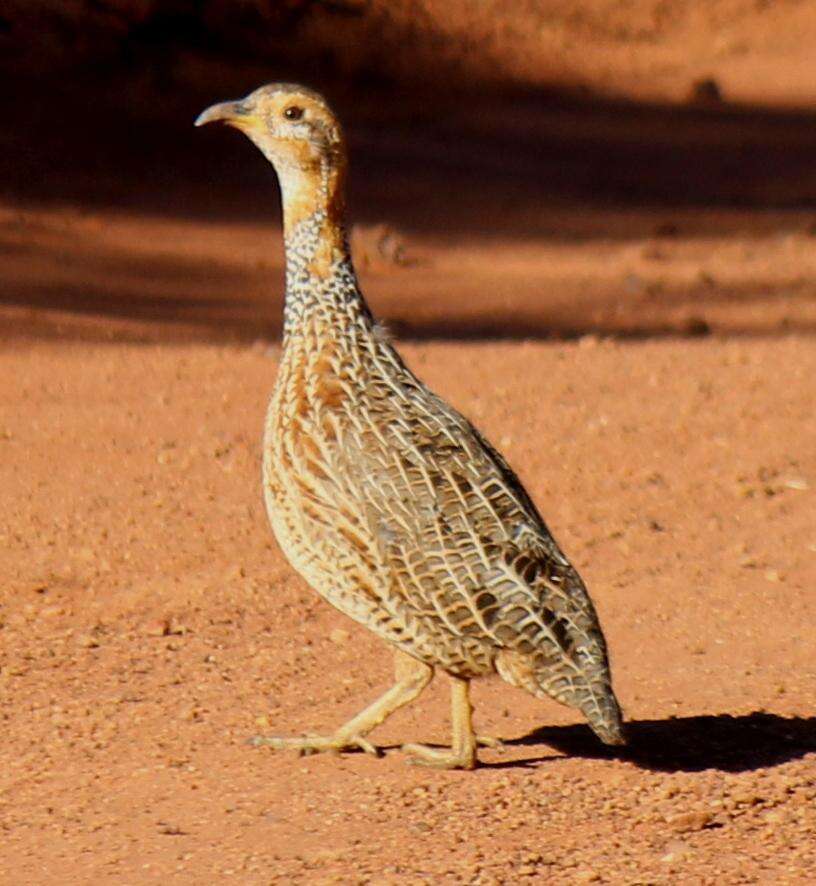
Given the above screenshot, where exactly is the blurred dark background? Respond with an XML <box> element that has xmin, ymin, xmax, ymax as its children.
<box><xmin>2</xmin><ymin>1</ymin><xmax>816</xmax><ymax>340</ymax></box>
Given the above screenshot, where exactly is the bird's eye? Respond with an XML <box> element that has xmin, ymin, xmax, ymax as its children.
<box><xmin>283</xmin><ymin>106</ymin><xmax>303</xmax><ymax>121</ymax></box>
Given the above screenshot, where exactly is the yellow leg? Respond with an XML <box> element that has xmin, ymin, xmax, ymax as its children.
<box><xmin>251</xmin><ymin>649</ymin><xmax>433</xmax><ymax>757</ymax></box>
<box><xmin>402</xmin><ymin>674</ymin><xmax>479</xmax><ymax>770</ymax></box>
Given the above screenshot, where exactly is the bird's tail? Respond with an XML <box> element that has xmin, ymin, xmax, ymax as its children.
<box><xmin>533</xmin><ymin>629</ymin><xmax>626</xmax><ymax>745</ymax></box>
<box><xmin>496</xmin><ymin>646</ymin><xmax>626</xmax><ymax>745</ymax></box>
<box><xmin>580</xmin><ymin>682</ymin><xmax>626</xmax><ymax>746</ymax></box>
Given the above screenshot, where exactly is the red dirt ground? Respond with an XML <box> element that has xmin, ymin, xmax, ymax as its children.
<box><xmin>2</xmin><ymin>191</ymin><xmax>816</xmax><ymax>883</ymax></box>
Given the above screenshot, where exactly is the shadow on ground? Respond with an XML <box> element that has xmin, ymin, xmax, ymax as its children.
<box><xmin>3</xmin><ymin>80</ymin><xmax>816</xmax><ymax>343</ymax></box>
<box><xmin>507</xmin><ymin>712</ymin><xmax>816</xmax><ymax>773</ymax></box>
<box><xmin>5</xmin><ymin>77</ymin><xmax>816</xmax><ymax>221</ymax></box>
<box><xmin>2</xmin><ymin>205</ymin><xmax>815</xmax><ymax>344</ymax></box>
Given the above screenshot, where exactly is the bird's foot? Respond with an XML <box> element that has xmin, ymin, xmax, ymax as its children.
<box><xmin>401</xmin><ymin>742</ymin><xmax>477</xmax><ymax>770</ymax></box>
<box><xmin>250</xmin><ymin>732</ymin><xmax>381</xmax><ymax>758</ymax></box>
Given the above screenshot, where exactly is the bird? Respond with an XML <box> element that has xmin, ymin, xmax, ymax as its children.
<box><xmin>196</xmin><ymin>83</ymin><xmax>625</xmax><ymax>769</ymax></box>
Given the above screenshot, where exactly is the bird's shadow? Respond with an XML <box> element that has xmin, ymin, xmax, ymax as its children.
<box><xmin>490</xmin><ymin>712</ymin><xmax>816</xmax><ymax>773</ymax></box>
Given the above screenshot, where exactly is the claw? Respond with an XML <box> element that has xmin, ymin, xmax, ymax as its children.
<box><xmin>354</xmin><ymin>735</ymin><xmax>381</xmax><ymax>757</ymax></box>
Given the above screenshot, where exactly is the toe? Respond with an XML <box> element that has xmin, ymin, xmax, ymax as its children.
<box><xmin>476</xmin><ymin>734</ymin><xmax>504</xmax><ymax>750</ymax></box>
<box><xmin>401</xmin><ymin>742</ymin><xmax>476</xmax><ymax>770</ymax></box>
<box><xmin>351</xmin><ymin>735</ymin><xmax>381</xmax><ymax>757</ymax></box>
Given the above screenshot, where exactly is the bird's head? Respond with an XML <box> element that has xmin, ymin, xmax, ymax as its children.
<box><xmin>196</xmin><ymin>83</ymin><xmax>349</xmax><ymax>247</ymax></box>
<box><xmin>195</xmin><ymin>83</ymin><xmax>345</xmax><ymax>177</ymax></box>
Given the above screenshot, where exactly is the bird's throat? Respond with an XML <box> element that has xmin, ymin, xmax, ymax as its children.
<box><xmin>275</xmin><ymin>151</ymin><xmax>373</xmax><ymax>341</ymax></box>
<box><xmin>278</xmin><ymin>156</ymin><xmax>347</xmax><ymax>275</ymax></box>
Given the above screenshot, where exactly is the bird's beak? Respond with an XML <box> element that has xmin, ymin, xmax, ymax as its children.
<box><xmin>195</xmin><ymin>100</ymin><xmax>254</xmax><ymax>130</ymax></box>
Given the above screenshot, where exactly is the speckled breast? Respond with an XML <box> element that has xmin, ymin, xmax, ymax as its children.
<box><xmin>258</xmin><ymin>352</ymin><xmax>499</xmax><ymax>677</ymax></box>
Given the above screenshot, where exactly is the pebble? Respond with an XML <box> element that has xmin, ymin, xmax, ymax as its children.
<box><xmin>661</xmin><ymin>839</ymin><xmax>692</xmax><ymax>862</ymax></box>
<box><xmin>144</xmin><ymin>618</ymin><xmax>170</xmax><ymax>637</ymax></box>
<box><xmin>668</xmin><ymin>809</ymin><xmax>715</xmax><ymax>832</ymax></box>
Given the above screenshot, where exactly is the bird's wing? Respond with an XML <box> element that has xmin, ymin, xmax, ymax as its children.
<box><xmin>342</xmin><ymin>375</ymin><xmax>604</xmax><ymax>660</ymax></box>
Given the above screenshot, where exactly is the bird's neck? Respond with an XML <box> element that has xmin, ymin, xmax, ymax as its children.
<box><xmin>278</xmin><ymin>155</ymin><xmax>346</xmax><ymax>255</ymax></box>
<box><xmin>278</xmin><ymin>158</ymin><xmax>372</xmax><ymax>339</ymax></box>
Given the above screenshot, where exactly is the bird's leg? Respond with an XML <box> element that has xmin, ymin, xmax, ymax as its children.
<box><xmin>402</xmin><ymin>674</ymin><xmax>479</xmax><ymax>770</ymax></box>
<box><xmin>251</xmin><ymin>649</ymin><xmax>433</xmax><ymax>757</ymax></box>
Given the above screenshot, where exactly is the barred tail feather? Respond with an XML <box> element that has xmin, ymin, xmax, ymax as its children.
<box><xmin>582</xmin><ymin>689</ymin><xmax>625</xmax><ymax>746</ymax></box>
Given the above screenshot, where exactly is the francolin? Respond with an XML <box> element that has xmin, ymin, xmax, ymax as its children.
<box><xmin>196</xmin><ymin>84</ymin><xmax>625</xmax><ymax>769</ymax></box>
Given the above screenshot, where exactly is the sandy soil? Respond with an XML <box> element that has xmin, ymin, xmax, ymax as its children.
<box><xmin>2</xmin><ymin>185</ymin><xmax>816</xmax><ymax>883</ymax></box>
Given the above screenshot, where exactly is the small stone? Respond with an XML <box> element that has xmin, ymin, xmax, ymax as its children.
<box><xmin>688</xmin><ymin>77</ymin><xmax>723</xmax><ymax>105</ymax></box>
<box><xmin>308</xmin><ymin>848</ymin><xmax>346</xmax><ymax>864</ymax></box>
<box><xmin>144</xmin><ymin>618</ymin><xmax>170</xmax><ymax>637</ymax></box>
<box><xmin>661</xmin><ymin>838</ymin><xmax>692</xmax><ymax>862</ymax></box>
<box><xmin>226</xmin><ymin>563</ymin><xmax>246</xmax><ymax>581</ymax></box>
<box><xmin>329</xmin><ymin>628</ymin><xmax>350</xmax><ymax>645</ymax></box>
<box><xmin>731</xmin><ymin>790</ymin><xmax>761</xmax><ymax>806</ymax></box>
<box><xmin>350</xmin><ymin>223</ymin><xmax>413</xmax><ymax>269</ymax></box>
<box><xmin>668</xmin><ymin>809</ymin><xmax>714</xmax><ymax>832</ymax></box>
<box><xmin>683</xmin><ymin>315</ymin><xmax>711</xmax><ymax>336</ymax></box>
<box><xmin>78</xmin><ymin>633</ymin><xmax>100</xmax><ymax>648</ymax></box>
<box><xmin>578</xmin><ymin>333</ymin><xmax>600</xmax><ymax>349</ymax></box>
<box><xmin>3</xmin><ymin>664</ymin><xmax>27</xmax><ymax>676</ymax></box>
